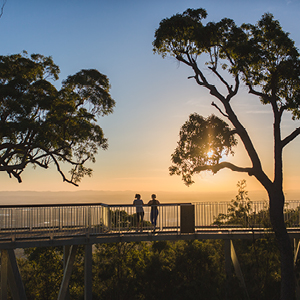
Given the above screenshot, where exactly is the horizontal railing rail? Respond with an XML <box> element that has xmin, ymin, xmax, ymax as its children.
<box><xmin>0</xmin><ymin>200</ymin><xmax>299</xmax><ymax>242</ymax></box>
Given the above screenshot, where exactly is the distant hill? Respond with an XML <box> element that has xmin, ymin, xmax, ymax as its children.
<box><xmin>0</xmin><ymin>189</ymin><xmax>280</xmax><ymax>206</ymax></box>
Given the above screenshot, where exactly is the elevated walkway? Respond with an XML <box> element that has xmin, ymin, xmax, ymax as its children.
<box><xmin>1</xmin><ymin>201</ymin><xmax>300</xmax><ymax>299</ymax></box>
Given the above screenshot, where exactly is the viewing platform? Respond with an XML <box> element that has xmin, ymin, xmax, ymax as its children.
<box><xmin>0</xmin><ymin>200</ymin><xmax>300</xmax><ymax>248</ymax></box>
<box><xmin>2</xmin><ymin>200</ymin><xmax>300</xmax><ymax>300</ymax></box>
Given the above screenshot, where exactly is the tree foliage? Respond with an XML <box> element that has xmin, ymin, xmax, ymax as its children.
<box><xmin>16</xmin><ymin>238</ymin><xmax>286</xmax><ymax>300</ymax></box>
<box><xmin>18</xmin><ymin>247</ymin><xmax>63</xmax><ymax>300</ymax></box>
<box><xmin>93</xmin><ymin>240</ymin><xmax>226</xmax><ymax>300</ymax></box>
<box><xmin>153</xmin><ymin>8</ymin><xmax>300</xmax><ymax>183</ymax></box>
<box><xmin>214</xmin><ymin>179</ymin><xmax>253</xmax><ymax>226</ymax></box>
<box><xmin>153</xmin><ymin>8</ymin><xmax>300</xmax><ymax>298</ymax></box>
<box><xmin>0</xmin><ymin>52</ymin><xmax>115</xmax><ymax>185</ymax></box>
<box><xmin>169</xmin><ymin>113</ymin><xmax>237</xmax><ymax>185</ymax></box>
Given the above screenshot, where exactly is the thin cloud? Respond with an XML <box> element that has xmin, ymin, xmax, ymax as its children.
<box><xmin>245</xmin><ymin>110</ymin><xmax>270</xmax><ymax>114</ymax></box>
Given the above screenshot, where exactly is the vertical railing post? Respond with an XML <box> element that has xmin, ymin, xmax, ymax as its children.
<box><xmin>180</xmin><ymin>204</ymin><xmax>195</xmax><ymax>234</ymax></box>
<box><xmin>107</xmin><ymin>207</ymin><xmax>111</xmax><ymax>232</ymax></box>
<box><xmin>59</xmin><ymin>207</ymin><xmax>62</xmax><ymax>230</ymax></box>
<box><xmin>118</xmin><ymin>210</ymin><xmax>120</xmax><ymax>233</ymax></box>
<box><xmin>86</xmin><ymin>206</ymin><xmax>91</xmax><ymax>237</ymax></box>
<box><xmin>177</xmin><ymin>204</ymin><xmax>179</xmax><ymax>234</ymax></box>
<box><xmin>10</xmin><ymin>208</ymin><xmax>13</xmax><ymax>242</ymax></box>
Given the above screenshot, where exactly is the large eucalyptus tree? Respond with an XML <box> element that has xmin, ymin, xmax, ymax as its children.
<box><xmin>153</xmin><ymin>8</ymin><xmax>300</xmax><ymax>299</ymax></box>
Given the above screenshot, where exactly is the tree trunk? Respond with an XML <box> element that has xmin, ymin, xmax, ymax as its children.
<box><xmin>269</xmin><ymin>190</ymin><xmax>295</xmax><ymax>300</ymax></box>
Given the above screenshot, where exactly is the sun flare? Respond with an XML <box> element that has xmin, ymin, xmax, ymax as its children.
<box><xmin>207</xmin><ymin>150</ymin><xmax>214</xmax><ymax>158</ymax></box>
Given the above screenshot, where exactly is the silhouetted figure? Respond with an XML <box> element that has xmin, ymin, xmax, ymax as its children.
<box><xmin>148</xmin><ymin>194</ymin><xmax>160</xmax><ymax>232</ymax></box>
<box><xmin>133</xmin><ymin>194</ymin><xmax>144</xmax><ymax>231</ymax></box>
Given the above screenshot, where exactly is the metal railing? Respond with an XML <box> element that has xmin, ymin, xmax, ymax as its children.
<box><xmin>0</xmin><ymin>200</ymin><xmax>299</xmax><ymax>242</ymax></box>
<box><xmin>0</xmin><ymin>203</ymin><xmax>110</xmax><ymax>241</ymax></box>
<box><xmin>108</xmin><ymin>203</ymin><xmax>182</xmax><ymax>232</ymax></box>
<box><xmin>194</xmin><ymin>200</ymin><xmax>300</xmax><ymax>228</ymax></box>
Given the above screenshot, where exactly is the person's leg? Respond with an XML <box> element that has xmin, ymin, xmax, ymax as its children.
<box><xmin>136</xmin><ymin>212</ymin><xmax>141</xmax><ymax>231</ymax></box>
<box><xmin>153</xmin><ymin>210</ymin><xmax>158</xmax><ymax>230</ymax></box>
<box><xmin>152</xmin><ymin>210</ymin><xmax>158</xmax><ymax>232</ymax></box>
<box><xmin>142</xmin><ymin>212</ymin><xmax>144</xmax><ymax>230</ymax></box>
<box><xmin>151</xmin><ymin>210</ymin><xmax>156</xmax><ymax>233</ymax></box>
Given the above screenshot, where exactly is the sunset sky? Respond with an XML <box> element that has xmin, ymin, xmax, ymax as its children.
<box><xmin>0</xmin><ymin>0</ymin><xmax>300</xmax><ymax>202</ymax></box>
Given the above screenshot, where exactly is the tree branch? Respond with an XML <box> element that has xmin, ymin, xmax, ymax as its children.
<box><xmin>282</xmin><ymin>127</ymin><xmax>300</xmax><ymax>148</ymax></box>
<box><xmin>51</xmin><ymin>154</ymin><xmax>79</xmax><ymax>186</ymax></box>
<box><xmin>10</xmin><ymin>170</ymin><xmax>22</xmax><ymax>183</ymax></box>
<box><xmin>187</xmin><ymin>56</ymin><xmax>227</xmax><ymax>102</ymax></box>
<box><xmin>194</xmin><ymin>161</ymin><xmax>254</xmax><ymax>175</ymax></box>
<box><xmin>247</xmin><ymin>83</ymin><xmax>269</xmax><ymax>101</ymax></box>
<box><xmin>211</xmin><ymin>101</ymin><xmax>229</xmax><ymax>118</ymax></box>
<box><xmin>208</xmin><ymin>66</ymin><xmax>235</xmax><ymax>98</ymax></box>
<box><xmin>0</xmin><ymin>0</ymin><xmax>7</xmax><ymax>19</ymax></box>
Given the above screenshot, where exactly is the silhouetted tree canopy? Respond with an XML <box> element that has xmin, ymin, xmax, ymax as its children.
<box><xmin>169</xmin><ymin>113</ymin><xmax>237</xmax><ymax>185</ymax></box>
<box><xmin>0</xmin><ymin>52</ymin><xmax>115</xmax><ymax>185</ymax></box>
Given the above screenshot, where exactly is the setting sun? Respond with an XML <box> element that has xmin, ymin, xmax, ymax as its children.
<box><xmin>207</xmin><ymin>150</ymin><xmax>214</xmax><ymax>158</ymax></box>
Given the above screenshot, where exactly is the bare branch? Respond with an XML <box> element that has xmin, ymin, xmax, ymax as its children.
<box><xmin>282</xmin><ymin>127</ymin><xmax>300</xmax><ymax>148</ymax></box>
<box><xmin>51</xmin><ymin>154</ymin><xmax>79</xmax><ymax>186</ymax></box>
<box><xmin>194</xmin><ymin>161</ymin><xmax>254</xmax><ymax>175</ymax></box>
<box><xmin>10</xmin><ymin>170</ymin><xmax>22</xmax><ymax>183</ymax></box>
<box><xmin>0</xmin><ymin>0</ymin><xmax>7</xmax><ymax>19</ymax></box>
<box><xmin>247</xmin><ymin>83</ymin><xmax>269</xmax><ymax>101</ymax></box>
<box><xmin>208</xmin><ymin>66</ymin><xmax>232</xmax><ymax>94</ymax></box>
<box><xmin>211</xmin><ymin>101</ymin><xmax>229</xmax><ymax>118</ymax></box>
<box><xmin>187</xmin><ymin>57</ymin><xmax>227</xmax><ymax>102</ymax></box>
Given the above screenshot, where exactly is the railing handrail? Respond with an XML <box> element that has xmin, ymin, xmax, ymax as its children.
<box><xmin>0</xmin><ymin>203</ymin><xmax>191</xmax><ymax>209</ymax></box>
<box><xmin>0</xmin><ymin>203</ymin><xmax>108</xmax><ymax>208</ymax></box>
<box><xmin>1</xmin><ymin>199</ymin><xmax>300</xmax><ymax>209</ymax></box>
<box><xmin>1</xmin><ymin>199</ymin><xmax>300</xmax><ymax>207</ymax></box>
<box><xmin>108</xmin><ymin>203</ymin><xmax>191</xmax><ymax>207</ymax></box>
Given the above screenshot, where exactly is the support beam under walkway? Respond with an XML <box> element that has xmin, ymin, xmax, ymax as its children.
<box><xmin>1</xmin><ymin>232</ymin><xmax>300</xmax><ymax>300</ymax></box>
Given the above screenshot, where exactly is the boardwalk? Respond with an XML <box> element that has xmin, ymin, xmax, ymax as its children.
<box><xmin>1</xmin><ymin>200</ymin><xmax>300</xmax><ymax>299</ymax></box>
<box><xmin>0</xmin><ymin>200</ymin><xmax>300</xmax><ymax>246</ymax></box>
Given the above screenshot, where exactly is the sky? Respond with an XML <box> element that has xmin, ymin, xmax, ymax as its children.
<box><xmin>0</xmin><ymin>0</ymin><xmax>300</xmax><ymax>203</ymax></box>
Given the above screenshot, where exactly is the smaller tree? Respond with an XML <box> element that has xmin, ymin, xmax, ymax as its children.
<box><xmin>0</xmin><ymin>52</ymin><xmax>115</xmax><ymax>185</ymax></box>
<box><xmin>214</xmin><ymin>180</ymin><xmax>252</xmax><ymax>227</ymax></box>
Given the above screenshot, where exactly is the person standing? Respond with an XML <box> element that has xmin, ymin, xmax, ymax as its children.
<box><xmin>133</xmin><ymin>194</ymin><xmax>144</xmax><ymax>231</ymax></box>
<box><xmin>148</xmin><ymin>194</ymin><xmax>160</xmax><ymax>232</ymax></box>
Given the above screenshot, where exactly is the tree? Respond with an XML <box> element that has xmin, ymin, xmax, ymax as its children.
<box><xmin>153</xmin><ymin>8</ymin><xmax>300</xmax><ymax>299</ymax></box>
<box><xmin>0</xmin><ymin>52</ymin><xmax>115</xmax><ymax>185</ymax></box>
<box><xmin>94</xmin><ymin>242</ymin><xmax>150</xmax><ymax>300</ymax></box>
<box><xmin>214</xmin><ymin>180</ymin><xmax>253</xmax><ymax>227</ymax></box>
<box><xmin>19</xmin><ymin>247</ymin><xmax>64</xmax><ymax>300</ymax></box>
<box><xmin>18</xmin><ymin>246</ymin><xmax>86</xmax><ymax>300</ymax></box>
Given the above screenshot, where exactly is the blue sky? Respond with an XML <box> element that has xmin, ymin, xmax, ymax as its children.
<box><xmin>1</xmin><ymin>0</ymin><xmax>300</xmax><ymax>200</ymax></box>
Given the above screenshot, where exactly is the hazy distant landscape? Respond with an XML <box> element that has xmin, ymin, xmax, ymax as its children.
<box><xmin>0</xmin><ymin>189</ymin><xmax>290</xmax><ymax>205</ymax></box>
